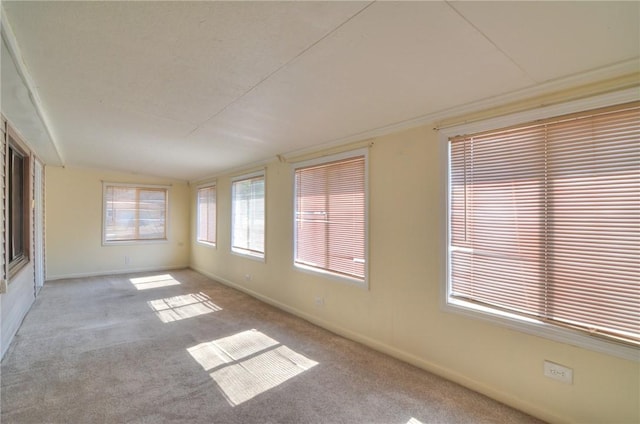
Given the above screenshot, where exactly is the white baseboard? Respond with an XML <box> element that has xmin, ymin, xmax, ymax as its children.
<box><xmin>190</xmin><ymin>266</ymin><xmax>566</xmax><ymax>424</ymax></box>
<box><xmin>47</xmin><ymin>265</ymin><xmax>188</xmax><ymax>281</ymax></box>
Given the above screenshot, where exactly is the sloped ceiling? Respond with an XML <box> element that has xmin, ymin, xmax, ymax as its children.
<box><xmin>2</xmin><ymin>1</ymin><xmax>638</xmax><ymax>181</ymax></box>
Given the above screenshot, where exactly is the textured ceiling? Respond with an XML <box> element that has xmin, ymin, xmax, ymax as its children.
<box><xmin>2</xmin><ymin>1</ymin><xmax>639</xmax><ymax>181</ymax></box>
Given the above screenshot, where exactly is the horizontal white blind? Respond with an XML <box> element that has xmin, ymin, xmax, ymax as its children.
<box><xmin>449</xmin><ymin>102</ymin><xmax>640</xmax><ymax>345</ymax></box>
<box><xmin>104</xmin><ymin>186</ymin><xmax>167</xmax><ymax>241</ymax></box>
<box><xmin>295</xmin><ymin>155</ymin><xmax>366</xmax><ymax>280</ymax></box>
<box><xmin>197</xmin><ymin>186</ymin><xmax>216</xmax><ymax>244</ymax></box>
<box><xmin>232</xmin><ymin>175</ymin><xmax>265</xmax><ymax>256</ymax></box>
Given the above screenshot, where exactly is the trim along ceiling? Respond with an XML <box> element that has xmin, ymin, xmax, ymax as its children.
<box><xmin>1</xmin><ymin>1</ymin><xmax>638</xmax><ymax>181</ymax></box>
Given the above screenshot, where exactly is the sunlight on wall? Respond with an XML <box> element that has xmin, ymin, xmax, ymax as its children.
<box><xmin>130</xmin><ymin>274</ymin><xmax>181</xmax><ymax>290</ymax></box>
<box><xmin>187</xmin><ymin>329</ymin><xmax>318</xmax><ymax>406</ymax></box>
<box><xmin>147</xmin><ymin>292</ymin><xmax>222</xmax><ymax>323</ymax></box>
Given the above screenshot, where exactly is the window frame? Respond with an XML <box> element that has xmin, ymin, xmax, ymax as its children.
<box><xmin>102</xmin><ymin>182</ymin><xmax>170</xmax><ymax>245</ymax></box>
<box><xmin>196</xmin><ymin>183</ymin><xmax>217</xmax><ymax>247</ymax></box>
<box><xmin>230</xmin><ymin>170</ymin><xmax>266</xmax><ymax>261</ymax></box>
<box><xmin>292</xmin><ymin>149</ymin><xmax>369</xmax><ymax>288</ymax></box>
<box><xmin>440</xmin><ymin>87</ymin><xmax>640</xmax><ymax>361</ymax></box>
<box><xmin>6</xmin><ymin>125</ymin><xmax>31</xmax><ymax>278</ymax></box>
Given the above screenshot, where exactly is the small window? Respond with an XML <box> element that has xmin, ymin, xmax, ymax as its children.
<box><xmin>197</xmin><ymin>185</ymin><xmax>217</xmax><ymax>245</ymax></box>
<box><xmin>446</xmin><ymin>101</ymin><xmax>640</xmax><ymax>349</ymax></box>
<box><xmin>231</xmin><ymin>172</ymin><xmax>265</xmax><ymax>259</ymax></box>
<box><xmin>7</xmin><ymin>135</ymin><xmax>30</xmax><ymax>276</ymax></box>
<box><xmin>103</xmin><ymin>183</ymin><xmax>168</xmax><ymax>243</ymax></box>
<box><xmin>293</xmin><ymin>150</ymin><xmax>367</xmax><ymax>285</ymax></box>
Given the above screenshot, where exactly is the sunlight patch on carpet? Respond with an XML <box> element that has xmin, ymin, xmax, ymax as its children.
<box><xmin>130</xmin><ymin>274</ymin><xmax>181</xmax><ymax>290</ymax></box>
<box><xmin>147</xmin><ymin>292</ymin><xmax>222</xmax><ymax>322</ymax></box>
<box><xmin>407</xmin><ymin>418</ymin><xmax>425</xmax><ymax>424</ymax></box>
<box><xmin>187</xmin><ymin>329</ymin><xmax>318</xmax><ymax>406</ymax></box>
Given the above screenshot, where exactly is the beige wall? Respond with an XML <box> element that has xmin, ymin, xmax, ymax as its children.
<box><xmin>40</xmin><ymin>77</ymin><xmax>639</xmax><ymax>422</ymax></box>
<box><xmin>190</xmin><ymin>83</ymin><xmax>640</xmax><ymax>422</ymax></box>
<box><xmin>46</xmin><ymin>167</ymin><xmax>190</xmax><ymax>279</ymax></box>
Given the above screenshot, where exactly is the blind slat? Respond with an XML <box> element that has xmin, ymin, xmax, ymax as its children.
<box><xmin>232</xmin><ymin>176</ymin><xmax>265</xmax><ymax>255</ymax></box>
<box><xmin>295</xmin><ymin>155</ymin><xmax>366</xmax><ymax>280</ymax></box>
<box><xmin>449</xmin><ymin>101</ymin><xmax>640</xmax><ymax>346</ymax></box>
<box><xmin>197</xmin><ymin>186</ymin><xmax>216</xmax><ymax>244</ymax></box>
<box><xmin>104</xmin><ymin>186</ymin><xmax>167</xmax><ymax>242</ymax></box>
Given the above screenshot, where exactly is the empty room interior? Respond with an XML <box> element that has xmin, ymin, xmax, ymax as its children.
<box><xmin>0</xmin><ymin>2</ymin><xmax>638</xmax><ymax>423</ymax></box>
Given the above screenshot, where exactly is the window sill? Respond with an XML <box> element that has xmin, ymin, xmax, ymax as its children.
<box><xmin>294</xmin><ymin>263</ymin><xmax>367</xmax><ymax>289</ymax></box>
<box><xmin>8</xmin><ymin>257</ymin><xmax>29</xmax><ymax>280</ymax></box>
<box><xmin>231</xmin><ymin>248</ymin><xmax>265</xmax><ymax>262</ymax></box>
<box><xmin>196</xmin><ymin>241</ymin><xmax>217</xmax><ymax>249</ymax></box>
<box><xmin>103</xmin><ymin>239</ymin><xmax>169</xmax><ymax>246</ymax></box>
<box><xmin>443</xmin><ymin>297</ymin><xmax>639</xmax><ymax>362</ymax></box>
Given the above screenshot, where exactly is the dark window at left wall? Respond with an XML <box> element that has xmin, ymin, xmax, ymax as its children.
<box><xmin>8</xmin><ymin>136</ymin><xmax>30</xmax><ymax>276</ymax></box>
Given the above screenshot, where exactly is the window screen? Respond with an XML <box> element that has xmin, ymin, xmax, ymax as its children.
<box><xmin>197</xmin><ymin>185</ymin><xmax>216</xmax><ymax>244</ymax></box>
<box><xmin>231</xmin><ymin>174</ymin><xmax>265</xmax><ymax>257</ymax></box>
<box><xmin>104</xmin><ymin>185</ymin><xmax>167</xmax><ymax>242</ymax></box>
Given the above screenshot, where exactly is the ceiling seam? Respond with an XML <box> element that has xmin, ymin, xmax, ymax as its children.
<box><xmin>184</xmin><ymin>1</ymin><xmax>376</xmax><ymax>138</ymax></box>
<box><xmin>195</xmin><ymin>60</ymin><xmax>636</xmax><ymax>184</ymax></box>
<box><xmin>445</xmin><ymin>1</ymin><xmax>537</xmax><ymax>84</ymax></box>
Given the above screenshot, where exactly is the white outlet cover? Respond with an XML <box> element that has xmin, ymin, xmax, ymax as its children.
<box><xmin>544</xmin><ymin>360</ymin><xmax>573</xmax><ymax>384</ymax></box>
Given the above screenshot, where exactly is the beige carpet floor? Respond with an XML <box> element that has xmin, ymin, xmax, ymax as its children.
<box><xmin>1</xmin><ymin>269</ymin><xmax>544</xmax><ymax>423</ymax></box>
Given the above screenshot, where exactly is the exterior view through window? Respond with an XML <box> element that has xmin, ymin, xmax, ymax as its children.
<box><xmin>447</xmin><ymin>102</ymin><xmax>639</xmax><ymax>347</ymax></box>
<box><xmin>294</xmin><ymin>151</ymin><xmax>367</xmax><ymax>284</ymax></box>
<box><xmin>231</xmin><ymin>173</ymin><xmax>265</xmax><ymax>258</ymax></box>
<box><xmin>103</xmin><ymin>184</ymin><xmax>168</xmax><ymax>243</ymax></box>
<box><xmin>197</xmin><ymin>185</ymin><xmax>217</xmax><ymax>245</ymax></box>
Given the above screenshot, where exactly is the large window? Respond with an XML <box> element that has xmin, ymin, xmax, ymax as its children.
<box><xmin>231</xmin><ymin>172</ymin><xmax>265</xmax><ymax>259</ymax></box>
<box><xmin>103</xmin><ymin>183</ymin><xmax>168</xmax><ymax>243</ymax></box>
<box><xmin>446</xmin><ymin>99</ymin><xmax>639</xmax><ymax>351</ymax></box>
<box><xmin>197</xmin><ymin>185</ymin><xmax>217</xmax><ymax>245</ymax></box>
<box><xmin>7</xmin><ymin>133</ymin><xmax>30</xmax><ymax>275</ymax></box>
<box><xmin>293</xmin><ymin>150</ymin><xmax>367</xmax><ymax>284</ymax></box>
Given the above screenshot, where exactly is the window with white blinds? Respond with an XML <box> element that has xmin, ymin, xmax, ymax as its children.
<box><xmin>103</xmin><ymin>184</ymin><xmax>168</xmax><ymax>243</ymax></box>
<box><xmin>197</xmin><ymin>185</ymin><xmax>216</xmax><ymax>245</ymax></box>
<box><xmin>231</xmin><ymin>172</ymin><xmax>265</xmax><ymax>259</ymax></box>
<box><xmin>448</xmin><ymin>102</ymin><xmax>639</xmax><ymax>347</ymax></box>
<box><xmin>294</xmin><ymin>150</ymin><xmax>367</xmax><ymax>284</ymax></box>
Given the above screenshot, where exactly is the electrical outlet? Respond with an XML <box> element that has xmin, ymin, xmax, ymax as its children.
<box><xmin>124</xmin><ymin>256</ymin><xmax>130</xmax><ymax>265</ymax></box>
<box><xmin>314</xmin><ymin>296</ymin><xmax>325</xmax><ymax>307</ymax></box>
<box><xmin>544</xmin><ymin>360</ymin><xmax>573</xmax><ymax>384</ymax></box>
<box><xmin>244</xmin><ymin>274</ymin><xmax>252</xmax><ymax>282</ymax></box>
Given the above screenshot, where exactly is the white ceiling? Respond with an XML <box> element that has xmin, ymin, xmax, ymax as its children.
<box><xmin>2</xmin><ymin>1</ymin><xmax>638</xmax><ymax>182</ymax></box>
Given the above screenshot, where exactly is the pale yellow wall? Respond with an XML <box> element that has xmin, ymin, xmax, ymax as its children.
<box><xmin>46</xmin><ymin>167</ymin><xmax>190</xmax><ymax>279</ymax></box>
<box><xmin>191</xmin><ymin>82</ymin><xmax>640</xmax><ymax>423</ymax></box>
